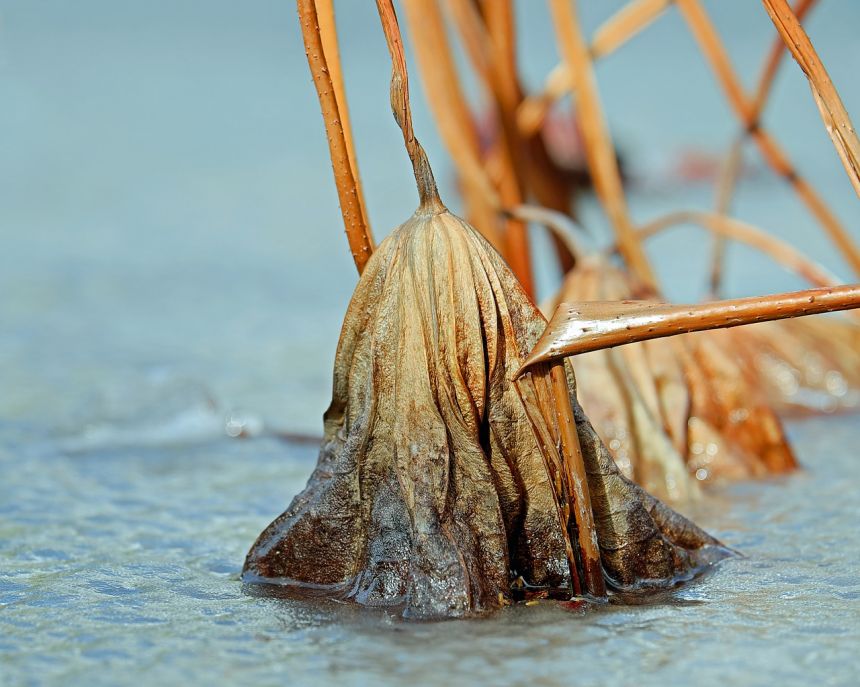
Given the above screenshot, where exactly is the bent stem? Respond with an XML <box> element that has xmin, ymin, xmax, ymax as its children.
<box><xmin>400</xmin><ymin>0</ymin><xmax>504</xmax><ymax>250</ymax></box>
<box><xmin>375</xmin><ymin>0</ymin><xmax>443</xmax><ymax>212</ymax></box>
<box><xmin>518</xmin><ymin>0</ymin><xmax>674</xmax><ymax>137</ymax></box>
<box><xmin>297</xmin><ymin>0</ymin><xmax>374</xmax><ymax>273</ymax></box>
<box><xmin>519</xmin><ymin>284</ymin><xmax>860</xmax><ymax>374</ymax></box>
<box><xmin>505</xmin><ymin>204</ymin><xmax>586</xmax><ymax>269</ymax></box>
<box><xmin>637</xmin><ymin>210</ymin><xmax>842</xmax><ymax>288</ymax></box>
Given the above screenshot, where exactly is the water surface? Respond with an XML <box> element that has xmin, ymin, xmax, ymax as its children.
<box><xmin>2</xmin><ymin>417</ymin><xmax>859</xmax><ymax>686</ymax></box>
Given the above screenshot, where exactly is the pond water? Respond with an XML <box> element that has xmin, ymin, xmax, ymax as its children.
<box><xmin>2</xmin><ymin>418</ymin><xmax>859</xmax><ymax>686</ymax></box>
<box><xmin>1</xmin><ymin>2</ymin><xmax>859</xmax><ymax>686</ymax></box>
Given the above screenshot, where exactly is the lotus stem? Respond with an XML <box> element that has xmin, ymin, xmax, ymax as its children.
<box><xmin>547</xmin><ymin>363</ymin><xmax>605</xmax><ymax>598</ymax></box>
<box><xmin>505</xmin><ymin>204</ymin><xmax>586</xmax><ymax>266</ymax></box>
<box><xmin>475</xmin><ymin>0</ymin><xmax>536</xmax><ymax>298</ymax></box>
<box><xmin>637</xmin><ymin>210</ymin><xmax>841</xmax><ymax>289</ymax></box>
<box><xmin>517</xmin><ymin>0</ymin><xmax>675</xmax><ymax>138</ymax></box>
<box><xmin>590</xmin><ymin>0</ymin><xmax>675</xmax><ymax>60</ymax></box>
<box><xmin>296</xmin><ymin>0</ymin><xmax>374</xmax><ymax>273</ymax></box>
<box><xmin>675</xmin><ymin>0</ymin><xmax>860</xmax><ymax>277</ymax></box>
<box><xmin>707</xmin><ymin>137</ymin><xmax>744</xmax><ymax>296</ymax></box>
<box><xmin>708</xmin><ymin>0</ymin><xmax>818</xmax><ymax>296</ymax></box>
<box><xmin>447</xmin><ymin>0</ymin><xmax>576</xmax><ymax>281</ymax></box>
<box><xmin>315</xmin><ymin>0</ymin><xmax>368</xmax><ymax>229</ymax></box>
<box><xmin>751</xmin><ymin>0</ymin><xmax>818</xmax><ymax>116</ymax></box>
<box><xmin>375</xmin><ymin>0</ymin><xmax>443</xmax><ymax>212</ymax></box>
<box><xmin>519</xmin><ymin>284</ymin><xmax>860</xmax><ymax>374</ymax></box>
<box><xmin>401</xmin><ymin>0</ymin><xmax>504</xmax><ymax>251</ymax></box>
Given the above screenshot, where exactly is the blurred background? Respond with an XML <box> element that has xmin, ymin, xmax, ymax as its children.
<box><xmin>2</xmin><ymin>1</ymin><xmax>858</xmax><ymax>438</ymax></box>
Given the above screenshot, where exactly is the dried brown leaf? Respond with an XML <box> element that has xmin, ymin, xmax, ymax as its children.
<box><xmin>243</xmin><ymin>209</ymin><xmax>730</xmax><ymax>617</ymax></box>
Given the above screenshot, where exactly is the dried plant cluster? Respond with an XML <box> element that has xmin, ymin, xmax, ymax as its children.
<box><xmin>535</xmin><ymin>261</ymin><xmax>859</xmax><ymax>500</ymax></box>
<box><xmin>398</xmin><ymin>0</ymin><xmax>860</xmax><ymax>495</ymax></box>
<box><xmin>539</xmin><ymin>260</ymin><xmax>796</xmax><ymax>501</ymax></box>
<box><xmin>244</xmin><ymin>1</ymin><xmax>860</xmax><ymax>619</ymax></box>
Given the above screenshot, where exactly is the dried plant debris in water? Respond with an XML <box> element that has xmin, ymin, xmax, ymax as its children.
<box><xmin>244</xmin><ymin>0</ymin><xmax>730</xmax><ymax>620</ymax></box>
<box><xmin>243</xmin><ymin>207</ymin><xmax>731</xmax><ymax>618</ymax></box>
<box><xmin>538</xmin><ymin>259</ymin><xmax>859</xmax><ymax>501</ymax></box>
<box><xmin>541</xmin><ymin>257</ymin><xmax>798</xmax><ymax>501</ymax></box>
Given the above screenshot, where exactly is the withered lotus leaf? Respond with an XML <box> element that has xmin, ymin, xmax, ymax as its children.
<box><xmin>242</xmin><ymin>206</ymin><xmax>730</xmax><ymax>619</ymax></box>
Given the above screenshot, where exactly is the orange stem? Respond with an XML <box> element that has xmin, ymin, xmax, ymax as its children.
<box><xmin>548</xmin><ymin>0</ymin><xmax>658</xmax><ymax>290</ymax></box>
<box><xmin>296</xmin><ymin>0</ymin><xmax>374</xmax><ymax>273</ymax></box>
<box><xmin>675</xmin><ymin>0</ymin><xmax>860</xmax><ymax>277</ymax></box>
<box><xmin>638</xmin><ymin>210</ymin><xmax>841</xmax><ymax>289</ymax></box>
<box><xmin>375</xmin><ymin>0</ymin><xmax>443</xmax><ymax>212</ymax></box>
<box><xmin>761</xmin><ymin>0</ymin><xmax>860</xmax><ymax>197</ymax></box>
<box><xmin>520</xmin><ymin>284</ymin><xmax>860</xmax><ymax>373</ymax></box>
<box><xmin>401</xmin><ymin>0</ymin><xmax>505</xmax><ymax>251</ymax></box>
<box><xmin>548</xmin><ymin>363</ymin><xmax>605</xmax><ymax>598</ymax></box>
<box><xmin>751</xmin><ymin>0</ymin><xmax>818</xmax><ymax>117</ymax></box>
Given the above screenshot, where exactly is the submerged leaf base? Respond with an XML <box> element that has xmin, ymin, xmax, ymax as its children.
<box><xmin>243</xmin><ymin>209</ymin><xmax>731</xmax><ymax>619</ymax></box>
